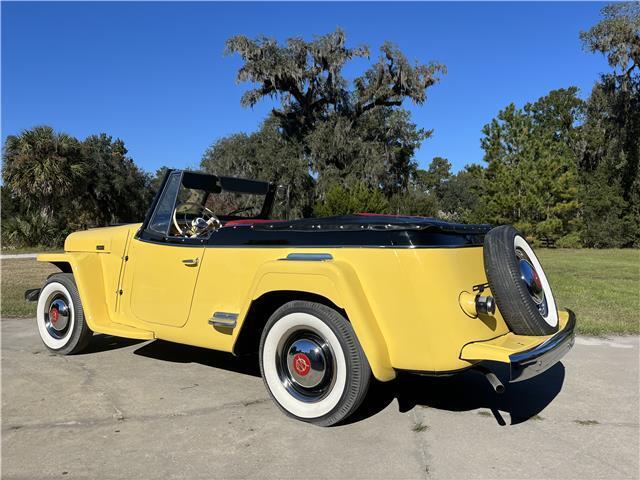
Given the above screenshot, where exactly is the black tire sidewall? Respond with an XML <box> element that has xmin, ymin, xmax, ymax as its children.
<box><xmin>484</xmin><ymin>226</ymin><xmax>558</xmax><ymax>336</ymax></box>
<box><xmin>259</xmin><ymin>300</ymin><xmax>371</xmax><ymax>427</ymax></box>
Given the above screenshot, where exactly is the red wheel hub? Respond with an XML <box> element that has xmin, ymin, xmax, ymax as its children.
<box><xmin>50</xmin><ymin>306</ymin><xmax>59</xmax><ymax>324</ymax></box>
<box><xmin>532</xmin><ymin>268</ymin><xmax>542</xmax><ymax>292</ymax></box>
<box><xmin>292</xmin><ymin>353</ymin><xmax>311</xmax><ymax>377</ymax></box>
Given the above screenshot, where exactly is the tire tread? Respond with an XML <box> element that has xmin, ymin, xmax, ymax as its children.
<box><xmin>484</xmin><ymin>226</ymin><xmax>557</xmax><ymax>336</ymax></box>
<box><xmin>259</xmin><ymin>300</ymin><xmax>371</xmax><ymax>427</ymax></box>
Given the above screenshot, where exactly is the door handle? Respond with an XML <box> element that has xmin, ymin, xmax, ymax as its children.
<box><xmin>182</xmin><ymin>258</ymin><xmax>199</xmax><ymax>267</ymax></box>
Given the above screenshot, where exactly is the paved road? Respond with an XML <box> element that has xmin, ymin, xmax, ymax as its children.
<box><xmin>2</xmin><ymin>317</ymin><xmax>638</xmax><ymax>480</ymax></box>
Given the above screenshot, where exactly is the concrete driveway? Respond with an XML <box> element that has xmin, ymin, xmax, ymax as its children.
<box><xmin>2</xmin><ymin>317</ymin><xmax>638</xmax><ymax>480</ymax></box>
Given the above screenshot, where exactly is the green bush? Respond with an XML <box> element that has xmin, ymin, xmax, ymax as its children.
<box><xmin>1</xmin><ymin>214</ymin><xmax>67</xmax><ymax>248</ymax></box>
<box><xmin>314</xmin><ymin>183</ymin><xmax>388</xmax><ymax>217</ymax></box>
<box><xmin>388</xmin><ymin>190</ymin><xmax>439</xmax><ymax>217</ymax></box>
<box><xmin>556</xmin><ymin>232</ymin><xmax>583</xmax><ymax>248</ymax></box>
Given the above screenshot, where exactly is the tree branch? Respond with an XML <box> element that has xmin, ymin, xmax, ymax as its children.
<box><xmin>357</xmin><ymin>98</ymin><xmax>403</xmax><ymax>115</ymax></box>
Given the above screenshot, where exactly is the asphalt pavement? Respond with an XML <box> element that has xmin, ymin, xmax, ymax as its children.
<box><xmin>2</xmin><ymin>317</ymin><xmax>638</xmax><ymax>479</ymax></box>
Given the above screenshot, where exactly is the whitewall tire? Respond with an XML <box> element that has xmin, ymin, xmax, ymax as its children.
<box><xmin>259</xmin><ymin>301</ymin><xmax>371</xmax><ymax>426</ymax></box>
<box><xmin>36</xmin><ymin>273</ymin><xmax>92</xmax><ymax>354</ymax></box>
<box><xmin>513</xmin><ymin>235</ymin><xmax>558</xmax><ymax>328</ymax></box>
<box><xmin>484</xmin><ymin>225</ymin><xmax>560</xmax><ymax>335</ymax></box>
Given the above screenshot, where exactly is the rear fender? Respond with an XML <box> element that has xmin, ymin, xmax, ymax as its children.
<box><xmin>235</xmin><ymin>257</ymin><xmax>395</xmax><ymax>382</ymax></box>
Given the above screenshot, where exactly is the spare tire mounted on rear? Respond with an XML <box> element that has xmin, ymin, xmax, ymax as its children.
<box><xmin>483</xmin><ymin>225</ymin><xmax>559</xmax><ymax>336</ymax></box>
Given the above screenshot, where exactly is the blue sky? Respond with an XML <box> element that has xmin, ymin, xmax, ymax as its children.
<box><xmin>2</xmin><ymin>1</ymin><xmax>608</xmax><ymax>174</ymax></box>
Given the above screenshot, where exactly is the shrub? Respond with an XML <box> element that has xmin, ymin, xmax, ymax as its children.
<box><xmin>388</xmin><ymin>190</ymin><xmax>439</xmax><ymax>217</ymax></box>
<box><xmin>314</xmin><ymin>183</ymin><xmax>389</xmax><ymax>217</ymax></box>
<box><xmin>556</xmin><ymin>232</ymin><xmax>583</xmax><ymax>248</ymax></box>
<box><xmin>1</xmin><ymin>214</ymin><xmax>67</xmax><ymax>248</ymax></box>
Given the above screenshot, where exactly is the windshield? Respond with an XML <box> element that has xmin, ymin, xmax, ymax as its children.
<box><xmin>203</xmin><ymin>190</ymin><xmax>265</xmax><ymax>218</ymax></box>
<box><xmin>175</xmin><ymin>173</ymin><xmax>269</xmax><ymax>220</ymax></box>
<box><xmin>146</xmin><ymin>170</ymin><xmax>275</xmax><ymax>239</ymax></box>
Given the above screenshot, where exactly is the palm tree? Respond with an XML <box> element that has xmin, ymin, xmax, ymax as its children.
<box><xmin>2</xmin><ymin>126</ymin><xmax>87</xmax><ymax>219</ymax></box>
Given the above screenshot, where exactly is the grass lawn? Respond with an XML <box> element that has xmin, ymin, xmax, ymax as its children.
<box><xmin>1</xmin><ymin>250</ymin><xmax>638</xmax><ymax>335</ymax></box>
<box><xmin>1</xmin><ymin>259</ymin><xmax>58</xmax><ymax>317</ymax></box>
<box><xmin>537</xmin><ymin>249</ymin><xmax>639</xmax><ymax>335</ymax></box>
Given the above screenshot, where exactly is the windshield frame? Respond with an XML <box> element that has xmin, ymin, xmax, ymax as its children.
<box><xmin>139</xmin><ymin>169</ymin><xmax>276</xmax><ymax>243</ymax></box>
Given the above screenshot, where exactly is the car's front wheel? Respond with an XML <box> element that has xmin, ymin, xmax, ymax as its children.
<box><xmin>36</xmin><ymin>273</ymin><xmax>92</xmax><ymax>354</ymax></box>
<box><xmin>259</xmin><ymin>300</ymin><xmax>371</xmax><ymax>426</ymax></box>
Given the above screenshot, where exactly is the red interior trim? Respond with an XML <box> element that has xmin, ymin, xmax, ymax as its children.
<box><xmin>223</xmin><ymin>219</ymin><xmax>279</xmax><ymax>227</ymax></box>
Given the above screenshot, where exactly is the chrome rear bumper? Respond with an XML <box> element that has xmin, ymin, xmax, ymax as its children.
<box><xmin>509</xmin><ymin>309</ymin><xmax>576</xmax><ymax>382</ymax></box>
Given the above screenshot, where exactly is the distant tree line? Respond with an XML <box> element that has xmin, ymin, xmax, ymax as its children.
<box><xmin>203</xmin><ymin>3</ymin><xmax>639</xmax><ymax>248</ymax></box>
<box><xmin>1</xmin><ymin>128</ymin><xmax>154</xmax><ymax>247</ymax></box>
<box><xmin>2</xmin><ymin>3</ymin><xmax>638</xmax><ymax>248</ymax></box>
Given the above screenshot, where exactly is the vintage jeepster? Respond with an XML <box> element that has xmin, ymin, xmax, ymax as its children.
<box><xmin>30</xmin><ymin>170</ymin><xmax>575</xmax><ymax>426</ymax></box>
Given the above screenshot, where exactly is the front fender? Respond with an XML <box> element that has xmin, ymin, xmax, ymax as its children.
<box><xmin>37</xmin><ymin>252</ymin><xmax>154</xmax><ymax>340</ymax></box>
<box><xmin>37</xmin><ymin>252</ymin><xmax>109</xmax><ymax>332</ymax></box>
<box><xmin>237</xmin><ymin>257</ymin><xmax>395</xmax><ymax>382</ymax></box>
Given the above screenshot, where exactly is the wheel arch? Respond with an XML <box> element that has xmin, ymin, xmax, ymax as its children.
<box><xmin>234</xmin><ymin>290</ymin><xmax>347</xmax><ymax>356</ymax></box>
<box><xmin>37</xmin><ymin>253</ymin><xmax>110</xmax><ymax>333</ymax></box>
<box><xmin>233</xmin><ymin>260</ymin><xmax>395</xmax><ymax>382</ymax></box>
<box><xmin>50</xmin><ymin>261</ymin><xmax>73</xmax><ymax>274</ymax></box>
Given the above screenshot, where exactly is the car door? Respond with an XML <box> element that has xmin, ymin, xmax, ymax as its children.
<box><xmin>122</xmin><ymin>171</ymin><xmax>204</xmax><ymax>328</ymax></box>
<box><xmin>125</xmin><ymin>239</ymin><xmax>204</xmax><ymax>327</ymax></box>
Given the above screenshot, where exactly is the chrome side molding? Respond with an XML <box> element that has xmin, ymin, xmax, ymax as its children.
<box><xmin>281</xmin><ymin>253</ymin><xmax>333</xmax><ymax>262</ymax></box>
<box><xmin>208</xmin><ymin>312</ymin><xmax>238</xmax><ymax>329</ymax></box>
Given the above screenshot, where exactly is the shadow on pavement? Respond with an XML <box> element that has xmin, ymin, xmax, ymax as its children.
<box><xmin>80</xmin><ymin>334</ymin><xmax>147</xmax><ymax>354</ymax></box>
<box><xmin>133</xmin><ymin>339</ymin><xmax>261</xmax><ymax>378</ymax></box>
<box><xmin>350</xmin><ymin>362</ymin><xmax>566</xmax><ymax>426</ymax></box>
<box><xmin>126</xmin><ymin>339</ymin><xmax>564</xmax><ymax>426</ymax></box>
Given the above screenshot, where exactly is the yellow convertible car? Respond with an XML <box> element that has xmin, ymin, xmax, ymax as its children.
<box><xmin>28</xmin><ymin>170</ymin><xmax>575</xmax><ymax>426</ymax></box>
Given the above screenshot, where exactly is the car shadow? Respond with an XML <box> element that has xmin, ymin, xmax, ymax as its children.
<box><xmin>132</xmin><ymin>339</ymin><xmax>261</xmax><ymax>378</ymax></box>
<box><xmin>348</xmin><ymin>362</ymin><xmax>566</xmax><ymax>426</ymax></box>
<box><xmin>79</xmin><ymin>334</ymin><xmax>147</xmax><ymax>354</ymax></box>
<box><xmin>127</xmin><ymin>339</ymin><xmax>565</xmax><ymax>426</ymax></box>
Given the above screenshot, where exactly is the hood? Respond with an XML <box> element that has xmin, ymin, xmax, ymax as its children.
<box><xmin>64</xmin><ymin>223</ymin><xmax>141</xmax><ymax>253</ymax></box>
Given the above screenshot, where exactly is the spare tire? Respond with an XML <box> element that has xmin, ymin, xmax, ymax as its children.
<box><xmin>483</xmin><ymin>225</ymin><xmax>559</xmax><ymax>336</ymax></box>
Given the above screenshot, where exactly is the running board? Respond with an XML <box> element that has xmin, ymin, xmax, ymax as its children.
<box><xmin>98</xmin><ymin>321</ymin><xmax>154</xmax><ymax>340</ymax></box>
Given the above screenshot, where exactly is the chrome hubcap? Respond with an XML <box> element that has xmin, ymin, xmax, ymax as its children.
<box><xmin>45</xmin><ymin>295</ymin><xmax>71</xmax><ymax>339</ymax></box>
<box><xmin>518</xmin><ymin>259</ymin><xmax>544</xmax><ymax>303</ymax></box>
<box><xmin>516</xmin><ymin>248</ymin><xmax>548</xmax><ymax>317</ymax></box>
<box><xmin>286</xmin><ymin>338</ymin><xmax>327</xmax><ymax>388</ymax></box>
<box><xmin>277</xmin><ymin>330</ymin><xmax>336</xmax><ymax>402</ymax></box>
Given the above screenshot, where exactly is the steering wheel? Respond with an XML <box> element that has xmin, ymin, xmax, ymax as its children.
<box><xmin>172</xmin><ymin>202</ymin><xmax>222</xmax><ymax>238</ymax></box>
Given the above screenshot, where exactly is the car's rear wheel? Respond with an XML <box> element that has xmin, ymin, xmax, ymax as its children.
<box><xmin>484</xmin><ymin>225</ymin><xmax>559</xmax><ymax>336</ymax></box>
<box><xmin>36</xmin><ymin>273</ymin><xmax>92</xmax><ymax>354</ymax></box>
<box><xmin>259</xmin><ymin>301</ymin><xmax>371</xmax><ymax>426</ymax></box>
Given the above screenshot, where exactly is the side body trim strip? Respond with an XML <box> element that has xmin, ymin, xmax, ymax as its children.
<box><xmin>280</xmin><ymin>253</ymin><xmax>333</xmax><ymax>261</ymax></box>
